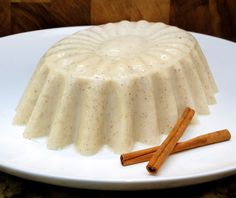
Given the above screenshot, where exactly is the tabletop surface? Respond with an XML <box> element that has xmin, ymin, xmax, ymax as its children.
<box><xmin>0</xmin><ymin>171</ymin><xmax>236</xmax><ymax>197</ymax></box>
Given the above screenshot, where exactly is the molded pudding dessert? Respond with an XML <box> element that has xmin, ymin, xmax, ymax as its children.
<box><xmin>14</xmin><ymin>20</ymin><xmax>218</xmax><ymax>155</ymax></box>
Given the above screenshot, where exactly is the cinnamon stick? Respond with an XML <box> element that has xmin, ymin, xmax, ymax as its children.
<box><xmin>121</xmin><ymin>129</ymin><xmax>231</xmax><ymax>166</ymax></box>
<box><xmin>146</xmin><ymin>107</ymin><xmax>195</xmax><ymax>174</ymax></box>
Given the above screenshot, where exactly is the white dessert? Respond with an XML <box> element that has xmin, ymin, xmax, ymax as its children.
<box><xmin>14</xmin><ymin>20</ymin><xmax>217</xmax><ymax>155</ymax></box>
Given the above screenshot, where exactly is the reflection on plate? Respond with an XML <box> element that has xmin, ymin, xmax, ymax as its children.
<box><xmin>0</xmin><ymin>27</ymin><xmax>236</xmax><ymax>190</ymax></box>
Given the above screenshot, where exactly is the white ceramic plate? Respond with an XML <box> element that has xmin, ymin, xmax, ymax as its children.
<box><xmin>0</xmin><ymin>27</ymin><xmax>236</xmax><ymax>190</ymax></box>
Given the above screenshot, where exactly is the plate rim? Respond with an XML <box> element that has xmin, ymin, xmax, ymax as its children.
<box><xmin>1</xmin><ymin>160</ymin><xmax>236</xmax><ymax>190</ymax></box>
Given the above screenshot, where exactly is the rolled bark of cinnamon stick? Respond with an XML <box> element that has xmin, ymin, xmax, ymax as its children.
<box><xmin>146</xmin><ymin>107</ymin><xmax>195</xmax><ymax>174</ymax></box>
<box><xmin>120</xmin><ymin>129</ymin><xmax>231</xmax><ymax>166</ymax></box>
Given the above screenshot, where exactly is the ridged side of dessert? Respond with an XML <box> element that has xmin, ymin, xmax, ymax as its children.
<box><xmin>14</xmin><ymin>20</ymin><xmax>217</xmax><ymax>155</ymax></box>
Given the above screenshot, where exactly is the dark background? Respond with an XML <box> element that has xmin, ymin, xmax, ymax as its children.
<box><xmin>0</xmin><ymin>0</ymin><xmax>236</xmax><ymax>42</ymax></box>
<box><xmin>0</xmin><ymin>0</ymin><xmax>236</xmax><ymax>197</ymax></box>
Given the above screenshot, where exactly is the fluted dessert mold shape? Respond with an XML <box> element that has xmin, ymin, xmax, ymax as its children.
<box><xmin>13</xmin><ymin>20</ymin><xmax>218</xmax><ymax>155</ymax></box>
